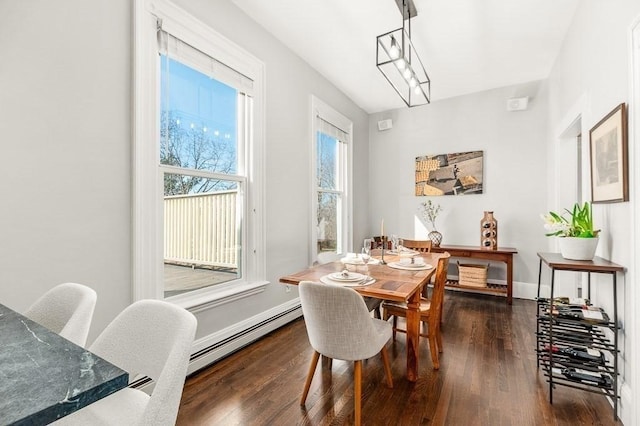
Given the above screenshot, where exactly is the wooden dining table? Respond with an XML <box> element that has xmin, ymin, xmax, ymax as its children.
<box><xmin>279</xmin><ymin>251</ymin><xmax>444</xmax><ymax>382</ymax></box>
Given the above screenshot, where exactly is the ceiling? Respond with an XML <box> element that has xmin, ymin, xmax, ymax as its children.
<box><xmin>233</xmin><ymin>0</ymin><xmax>580</xmax><ymax>113</ymax></box>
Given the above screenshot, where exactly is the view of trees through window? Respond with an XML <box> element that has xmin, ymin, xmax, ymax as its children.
<box><xmin>316</xmin><ymin>132</ymin><xmax>341</xmax><ymax>253</ymax></box>
<box><xmin>160</xmin><ymin>55</ymin><xmax>243</xmax><ymax>297</ymax></box>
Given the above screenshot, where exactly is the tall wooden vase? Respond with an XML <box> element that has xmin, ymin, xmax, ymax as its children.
<box><xmin>480</xmin><ymin>211</ymin><xmax>498</xmax><ymax>250</ymax></box>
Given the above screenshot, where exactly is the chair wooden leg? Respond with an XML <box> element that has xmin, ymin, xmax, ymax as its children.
<box><xmin>321</xmin><ymin>355</ymin><xmax>333</xmax><ymax>369</ymax></box>
<box><xmin>380</xmin><ymin>346</ymin><xmax>393</xmax><ymax>388</ymax></box>
<box><xmin>354</xmin><ymin>360</ymin><xmax>362</xmax><ymax>426</ymax></box>
<box><xmin>428</xmin><ymin>333</ymin><xmax>440</xmax><ymax>370</ymax></box>
<box><xmin>435</xmin><ymin>325</ymin><xmax>443</xmax><ymax>353</ymax></box>
<box><xmin>392</xmin><ymin>316</ymin><xmax>397</xmax><ymax>341</ymax></box>
<box><xmin>300</xmin><ymin>351</ymin><xmax>321</xmax><ymax>405</ymax></box>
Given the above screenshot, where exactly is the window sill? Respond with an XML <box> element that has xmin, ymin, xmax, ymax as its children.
<box><xmin>168</xmin><ymin>280</ymin><xmax>270</xmax><ymax>314</ymax></box>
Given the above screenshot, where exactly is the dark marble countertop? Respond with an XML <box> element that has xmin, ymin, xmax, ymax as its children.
<box><xmin>0</xmin><ymin>303</ymin><xmax>129</xmax><ymax>425</ymax></box>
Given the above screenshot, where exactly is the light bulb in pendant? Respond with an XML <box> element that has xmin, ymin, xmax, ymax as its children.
<box><xmin>414</xmin><ymin>86</ymin><xmax>422</xmax><ymax>95</ymax></box>
<box><xmin>389</xmin><ymin>37</ymin><xmax>400</xmax><ymax>59</ymax></box>
<box><xmin>409</xmin><ymin>78</ymin><xmax>417</xmax><ymax>88</ymax></box>
<box><xmin>395</xmin><ymin>59</ymin><xmax>406</xmax><ymax>70</ymax></box>
<box><xmin>402</xmin><ymin>68</ymin><xmax>411</xmax><ymax>79</ymax></box>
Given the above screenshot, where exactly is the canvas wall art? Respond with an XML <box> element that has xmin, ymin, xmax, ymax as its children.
<box><xmin>415</xmin><ymin>150</ymin><xmax>483</xmax><ymax>196</ymax></box>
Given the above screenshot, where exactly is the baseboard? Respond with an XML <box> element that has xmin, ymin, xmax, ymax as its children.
<box><xmin>514</xmin><ymin>281</ymin><xmax>543</xmax><ymax>300</ymax></box>
<box><xmin>187</xmin><ymin>298</ymin><xmax>302</xmax><ymax>375</ymax></box>
<box><xmin>132</xmin><ymin>298</ymin><xmax>302</xmax><ymax>394</ymax></box>
<box><xmin>619</xmin><ymin>382</ymin><xmax>635</xmax><ymax>425</ymax></box>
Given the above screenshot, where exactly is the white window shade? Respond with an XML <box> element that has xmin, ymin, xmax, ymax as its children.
<box><xmin>316</xmin><ymin>115</ymin><xmax>348</xmax><ymax>143</ymax></box>
<box><xmin>158</xmin><ymin>29</ymin><xmax>254</xmax><ymax>95</ymax></box>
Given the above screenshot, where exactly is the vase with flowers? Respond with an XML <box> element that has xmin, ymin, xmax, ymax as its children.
<box><xmin>420</xmin><ymin>200</ymin><xmax>443</xmax><ymax>247</ymax></box>
<box><xmin>541</xmin><ymin>201</ymin><xmax>600</xmax><ymax>260</ymax></box>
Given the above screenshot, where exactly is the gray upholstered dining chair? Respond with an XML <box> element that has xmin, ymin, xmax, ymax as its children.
<box><xmin>298</xmin><ymin>281</ymin><xmax>393</xmax><ymax>426</ymax></box>
<box><xmin>54</xmin><ymin>299</ymin><xmax>197</xmax><ymax>426</ymax></box>
<box><xmin>23</xmin><ymin>282</ymin><xmax>97</xmax><ymax>347</ymax></box>
<box><xmin>382</xmin><ymin>252</ymin><xmax>451</xmax><ymax>369</ymax></box>
<box><xmin>314</xmin><ymin>251</ymin><xmax>381</xmax><ymax>319</ymax></box>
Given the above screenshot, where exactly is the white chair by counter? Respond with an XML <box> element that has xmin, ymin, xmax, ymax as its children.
<box><xmin>299</xmin><ymin>281</ymin><xmax>393</xmax><ymax>426</ymax></box>
<box><xmin>23</xmin><ymin>282</ymin><xmax>97</xmax><ymax>347</ymax></box>
<box><xmin>55</xmin><ymin>299</ymin><xmax>197</xmax><ymax>426</ymax></box>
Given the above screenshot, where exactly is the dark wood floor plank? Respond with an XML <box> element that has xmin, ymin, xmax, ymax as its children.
<box><xmin>177</xmin><ymin>292</ymin><xmax>622</xmax><ymax>425</ymax></box>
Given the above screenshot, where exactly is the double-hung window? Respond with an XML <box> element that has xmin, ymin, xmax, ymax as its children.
<box><xmin>134</xmin><ymin>0</ymin><xmax>265</xmax><ymax>307</ymax></box>
<box><xmin>311</xmin><ymin>96</ymin><xmax>353</xmax><ymax>263</ymax></box>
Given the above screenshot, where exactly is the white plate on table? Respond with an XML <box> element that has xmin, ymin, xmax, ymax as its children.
<box><xmin>387</xmin><ymin>249</ymin><xmax>419</xmax><ymax>256</ymax></box>
<box><xmin>387</xmin><ymin>262</ymin><xmax>433</xmax><ymax>271</ymax></box>
<box><xmin>320</xmin><ymin>273</ymin><xmax>376</xmax><ymax>287</ymax></box>
<box><xmin>328</xmin><ymin>272</ymin><xmax>366</xmax><ymax>282</ymax></box>
<box><xmin>341</xmin><ymin>257</ymin><xmax>380</xmax><ymax>265</ymax></box>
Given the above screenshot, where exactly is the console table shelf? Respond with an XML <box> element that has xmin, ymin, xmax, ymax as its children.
<box><xmin>432</xmin><ymin>245</ymin><xmax>517</xmax><ymax>304</ymax></box>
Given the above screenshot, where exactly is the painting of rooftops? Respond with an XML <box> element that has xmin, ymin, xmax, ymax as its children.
<box><xmin>415</xmin><ymin>150</ymin><xmax>483</xmax><ymax>196</ymax></box>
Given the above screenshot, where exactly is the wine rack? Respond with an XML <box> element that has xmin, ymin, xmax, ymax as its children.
<box><xmin>535</xmin><ymin>253</ymin><xmax>624</xmax><ymax>421</ymax></box>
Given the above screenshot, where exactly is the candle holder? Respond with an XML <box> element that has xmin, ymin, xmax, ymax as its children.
<box><xmin>379</xmin><ymin>236</ymin><xmax>387</xmax><ymax>265</ymax></box>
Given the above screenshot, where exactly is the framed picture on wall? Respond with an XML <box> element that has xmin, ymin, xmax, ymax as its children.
<box><xmin>415</xmin><ymin>150</ymin><xmax>483</xmax><ymax>196</ymax></box>
<box><xmin>589</xmin><ymin>103</ymin><xmax>629</xmax><ymax>203</ymax></box>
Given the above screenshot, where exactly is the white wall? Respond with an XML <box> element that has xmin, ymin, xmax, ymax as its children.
<box><xmin>369</xmin><ymin>81</ymin><xmax>549</xmax><ymax>297</ymax></box>
<box><xmin>0</xmin><ymin>0</ymin><xmax>369</xmax><ymax>344</ymax></box>
<box><xmin>545</xmin><ymin>1</ymin><xmax>640</xmax><ymax>423</ymax></box>
<box><xmin>0</xmin><ymin>0</ymin><xmax>132</xmax><ymax>338</ymax></box>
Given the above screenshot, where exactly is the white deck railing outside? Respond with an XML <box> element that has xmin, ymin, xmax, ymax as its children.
<box><xmin>164</xmin><ymin>190</ymin><xmax>238</xmax><ymax>269</ymax></box>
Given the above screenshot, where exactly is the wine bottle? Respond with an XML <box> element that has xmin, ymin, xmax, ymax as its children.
<box><xmin>547</xmin><ymin>306</ymin><xmax>610</xmax><ymax>324</ymax></box>
<box><xmin>538</xmin><ymin>296</ymin><xmax>591</xmax><ymax>306</ymax></box>
<box><xmin>561</xmin><ymin>368</ymin><xmax>612</xmax><ymax>387</ymax></box>
<box><xmin>544</xmin><ymin>344</ymin><xmax>605</xmax><ymax>365</ymax></box>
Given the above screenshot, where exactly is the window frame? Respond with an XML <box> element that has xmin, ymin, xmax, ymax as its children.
<box><xmin>310</xmin><ymin>96</ymin><xmax>353</xmax><ymax>264</ymax></box>
<box><xmin>134</xmin><ymin>0</ymin><xmax>267</xmax><ymax>310</ymax></box>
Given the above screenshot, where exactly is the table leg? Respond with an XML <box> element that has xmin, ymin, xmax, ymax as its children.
<box><xmin>506</xmin><ymin>256</ymin><xmax>513</xmax><ymax>305</ymax></box>
<box><xmin>405</xmin><ymin>290</ymin><xmax>421</xmax><ymax>382</ymax></box>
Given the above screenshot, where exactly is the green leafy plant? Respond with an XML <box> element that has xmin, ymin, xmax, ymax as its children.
<box><xmin>419</xmin><ymin>200</ymin><xmax>442</xmax><ymax>231</ymax></box>
<box><xmin>541</xmin><ymin>202</ymin><xmax>600</xmax><ymax>238</ymax></box>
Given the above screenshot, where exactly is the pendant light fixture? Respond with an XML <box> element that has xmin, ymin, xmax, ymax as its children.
<box><xmin>376</xmin><ymin>0</ymin><xmax>430</xmax><ymax>107</ymax></box>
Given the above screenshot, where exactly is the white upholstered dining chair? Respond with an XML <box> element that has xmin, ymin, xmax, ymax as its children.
<box><xmin>23</xmin><ymin>282</ymin><xmax>97</xmax><ymax>347</ymax></box>
<box><xmin>298</xmin><ymin>281</ymin><xmax>393</xmax><ymax>426</ymax></box>
<box><xmin>54</xmin><ymin>299</ymin><xmax>197</xmax><ymax>426</ymax></box>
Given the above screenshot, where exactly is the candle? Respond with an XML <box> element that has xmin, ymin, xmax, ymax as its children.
<box><xmin>381</xmin><ymin>219</ymin><xmax>384</xmax><ymax>238</ymax></box>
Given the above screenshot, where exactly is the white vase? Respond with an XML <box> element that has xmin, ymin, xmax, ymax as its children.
<box><xmin>559</xmin><ymin>237</ymin><xmax>599</xmax><ymax>261</ymax></box>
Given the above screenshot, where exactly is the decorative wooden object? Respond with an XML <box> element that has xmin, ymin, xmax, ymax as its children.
<box><xmin>480</xmin><ymin>211</ymin><xmax>498</xmax><ymax>250</ymax></box>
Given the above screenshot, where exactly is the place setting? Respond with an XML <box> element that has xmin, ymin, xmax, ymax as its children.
<box><xmin>320</xmin><ymin>270</ymin><xmax>376</xmax><ymax>287</ymax></box>
<box><xmin>340</xmin><ymin>243</ymin><xmax>380</xmax><ymax>266</ymax></box>
<box><xmin>387</xmin><ymin>256</ymin><xmax>433</xmax><ymax>271</ymax></box>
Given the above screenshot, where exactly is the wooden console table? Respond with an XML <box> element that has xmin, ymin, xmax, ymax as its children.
<box><xmin>431</xmin><ymin>244</ymin><xmax>517</xmax><ymax>304</ymax></box>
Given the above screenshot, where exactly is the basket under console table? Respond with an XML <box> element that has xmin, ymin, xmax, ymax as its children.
<box><xmin>431</xmin><ymin>244</ymin><xmax>517</xmax><ymax>304</ymax></box>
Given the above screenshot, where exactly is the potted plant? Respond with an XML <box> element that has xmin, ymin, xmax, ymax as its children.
<box><xmin>419</xmin><ymin>200</ymin><xmax>443</xmax><ymax>247</ymax></box>
<box><xmin>541</xmin><ymin>202</ymin><xmax>600</xmax><ymax>260</ymax></box>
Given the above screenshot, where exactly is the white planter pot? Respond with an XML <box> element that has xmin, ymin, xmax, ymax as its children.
<box><xmin>559</xmin><ymin>237</ymin><xmax>599</xmax><ymax>261</ymax></box>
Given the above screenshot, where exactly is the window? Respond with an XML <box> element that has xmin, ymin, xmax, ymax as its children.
<box><xmin>134</xmin><ymin>0</ymin><xmax>266</xmax><ymax>308</ymax></box>
<box><xmin>311</xmin><ymin>96</ymin><xmax>353</xmax><ymax>263</ymax></box>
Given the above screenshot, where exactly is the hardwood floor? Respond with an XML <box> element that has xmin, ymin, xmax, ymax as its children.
<box><xmin>177</xmin><ymin>292</ymin><xmax>622</xmax><ymax>425</ymax></box>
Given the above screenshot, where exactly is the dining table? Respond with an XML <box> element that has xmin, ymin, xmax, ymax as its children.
<box><xmin>279</xmin><ymin>250</ymin><xmax>443</xmax><ymax>382</ymax></box>
<box><xmin>0</xmin><ymin>303</ymin><xmax>129</xmax><ymax>425</ymax></box>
